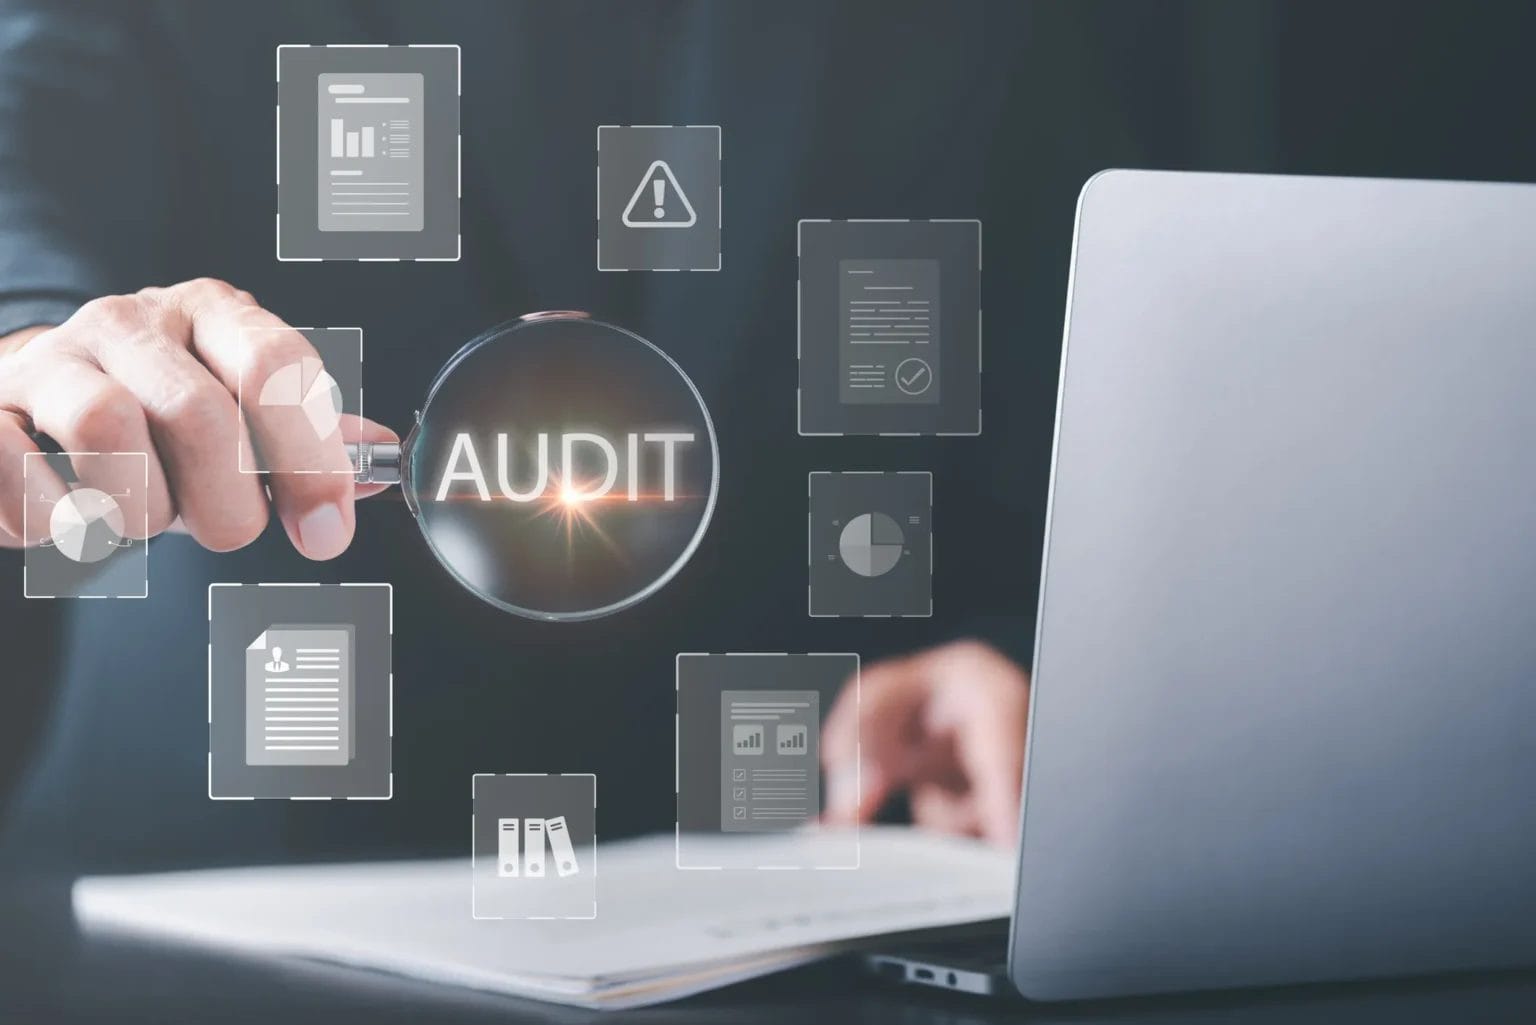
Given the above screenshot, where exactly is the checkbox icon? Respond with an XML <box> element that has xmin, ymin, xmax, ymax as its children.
<box><xmin>732</xmin><ymin>786</ymin><xmax>747</xmax><ymax>800</ymax></box>
<box><xmin>731</xmin><ymin>769</ymin><xmax>746</xmax><ymax>782</ymax></box>
<box><xmin>732</xmin><ymin>806</ymin><xmax>747</xmax><ymax>820</ymax></box>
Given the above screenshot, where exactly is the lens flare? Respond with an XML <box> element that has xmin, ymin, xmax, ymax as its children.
<box><xmin>535</xmin><ymin>470</ymin><xmax>625</xmax><ymax>559</ymax></box>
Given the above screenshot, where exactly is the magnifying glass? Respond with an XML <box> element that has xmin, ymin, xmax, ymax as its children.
<box><xmin>347</xmin><ymin>311</ymin><xmax>719</xmax><ymax>622</ymax></box>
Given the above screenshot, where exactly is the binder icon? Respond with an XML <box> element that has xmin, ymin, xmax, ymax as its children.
<box><xmin>496</xmin><ymin>818</ymin><xmax>519</xmax><ymax>877</ymax></box>
<box><xmin>490</xmin><ymin>815</ymin><xmax>582</xmax><ymax>879</ymax></box>
<box><xmin>547</xmin><ymin>815</ymin><xmax>581</xmax><ymax>877</ymax></box>
<box><xmin>523</xmin><ymin>818</ymin><xmax>547</xmax><ymax>877</ymax></box>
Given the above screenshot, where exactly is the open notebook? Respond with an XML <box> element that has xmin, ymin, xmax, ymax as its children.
<box><xmin>73</xmin><ymin>827</ymin><xmax>1013</xmax><ymax>1010</ymax></box>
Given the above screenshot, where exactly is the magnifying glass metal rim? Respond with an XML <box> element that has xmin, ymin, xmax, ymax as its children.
<box><xmin>357</xmin><ymin>310</ymin><xmax>720</xmax><ymax>623</ymax></box>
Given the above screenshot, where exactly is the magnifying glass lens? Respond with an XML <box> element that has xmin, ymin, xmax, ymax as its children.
<box><xmin>398</xmin><ymin>315</ymin><xmax>717</xmax><ymax>622</ymax></box>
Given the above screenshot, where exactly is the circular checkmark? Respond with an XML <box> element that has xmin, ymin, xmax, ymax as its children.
<box><xmin>894</xmin><ymin>357</ymin><xmax>933</xmax><ymax>396</ymax></box>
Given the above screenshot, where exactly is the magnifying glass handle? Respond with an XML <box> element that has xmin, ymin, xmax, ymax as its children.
<box><xmin>346</xmin><ymin>441</ymin><xmax>402</xmax><ymax>485</ymax></box>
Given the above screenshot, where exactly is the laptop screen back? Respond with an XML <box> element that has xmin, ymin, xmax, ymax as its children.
<box><xmin>1012</xmin><ymin>171</ymin><xmax>1536</xmax><ymax>1000</ymax></box>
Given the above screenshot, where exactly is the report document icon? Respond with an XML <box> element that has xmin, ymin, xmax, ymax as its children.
<box><xmin>720</xmin><ymin>690</ymin><xmax>821</xmax><ymax>833</ymax></box>
<box><xmin>244</xmin><ymin>625</ymin><xmax>354</xmax><ymax>767</ymax></box>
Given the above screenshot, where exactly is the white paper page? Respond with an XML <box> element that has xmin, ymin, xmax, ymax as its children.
<box><xmin>73</xmin><ymin>827</ymin><xmax>1013</xmax><ymax>1009</ymax></box>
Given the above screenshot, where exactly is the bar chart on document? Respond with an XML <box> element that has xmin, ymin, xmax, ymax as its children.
<box><xmin>317</xmin><ymin>73</ymin><xmax>423</xmax><ymax>232</ymax></box>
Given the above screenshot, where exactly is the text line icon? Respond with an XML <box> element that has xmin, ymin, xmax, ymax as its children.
<box><xmin>622</xmin><ymin>160</ymin><xmax>696</xmax><ymax>228</ymax></box>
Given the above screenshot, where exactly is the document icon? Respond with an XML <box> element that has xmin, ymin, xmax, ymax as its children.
<box><xmin>318</xmin><ymin>73</ymin><xmax>424</xmax><ymax>233</ymax></box>
<box><xmin>245</xmin><ymin>625</ymin><xmax>354</xmax><ymax>766</ymax></box>
<box><xmin>276</xmin><ymin>44</ymin><xmax>460</xmax><ymax>261</ymax></box>
<box><xmin>840</xmin><ymin>259</ymin><xmax>940</xmax><ymax>405</ymax></box>
<box><xmin>720</xmin><ymin>690</ymin><xmax>820</xmax><ymax>833</ymax></box>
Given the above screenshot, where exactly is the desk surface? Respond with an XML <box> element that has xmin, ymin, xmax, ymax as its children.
<box><xmin>7</xmin><ymin>883</ymin><xmax>1536</xmax><ymax>1025</ymax></box>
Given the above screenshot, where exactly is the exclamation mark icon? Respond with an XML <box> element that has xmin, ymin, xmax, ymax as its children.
<box><xmin>621</xmin><ymin>160</ymin><xmax>697</xmax><ymax>228</ymax></box>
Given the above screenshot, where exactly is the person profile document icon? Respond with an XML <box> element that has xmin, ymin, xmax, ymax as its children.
<box><xmin>245</xmin><ymin>625</ymin><xmax>354</xmax><ymax>767</ymax></box>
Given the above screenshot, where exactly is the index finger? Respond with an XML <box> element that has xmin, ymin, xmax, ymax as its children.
<box><xmin>170</xmin><ymin>280</ymin><xmax>358</xmax><ymax>559</ymax></box>
<box><xmin>822</xmin><ymin>657</ymin><xmax>931</xmax><ymax>823</ymax></box>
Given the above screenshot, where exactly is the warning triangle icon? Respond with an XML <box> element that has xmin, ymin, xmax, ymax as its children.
<box><xmin>621</xmin><ymin>160</ymin><xmax>698</xmax><ymax>228</ymax></box>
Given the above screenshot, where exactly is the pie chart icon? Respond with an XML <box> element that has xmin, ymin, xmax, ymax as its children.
<box><xmin>258</xmin><ymin>357</ymin><xmax>343</xmax><ymax>439</ymax></box>
<box><xmin>838</xmin><ymin>511</ymin><xmax>905</xmax><ymax>578</ymax></box>
<box><xmin>49</xmin><ymin>488</ymin><xmax>127</xmax><ymax>564</ymax></box>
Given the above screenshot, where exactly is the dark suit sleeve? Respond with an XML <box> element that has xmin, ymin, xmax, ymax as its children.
<box><xmin>0</xmin><ymin>0</ymin><xmax>171</xmax><ymax>820</ymax></box>
<box><xmin>0</xmin><ymin>1</ymin><xmax>173</xmax><ymax>334</ymax></box>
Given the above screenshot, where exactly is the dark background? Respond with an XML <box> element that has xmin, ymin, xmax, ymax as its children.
<box><xmin>1</xmin><ymin>0</ymin><xmax>1534</xmax><ymax>876</ymax></box>
<box><xmin>4</xmin><ymin>2</ymin><xmax>1536</xmax><ymax>1022</ymax></box>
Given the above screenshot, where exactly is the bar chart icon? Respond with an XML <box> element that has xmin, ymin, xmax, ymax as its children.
<box><xmin>329</xmin><ymin>119</ymin><xmax>376</xmax><ymax>159</ymax></box>
<box><xmin>776</xmin><ymin>724</ymin><xmax>808</xmax><ymax>754</ymax></box>
<box><xmin>732</xmin><ymin>724</ymin><xmax>764</xmax><ymax>754</ymax></box>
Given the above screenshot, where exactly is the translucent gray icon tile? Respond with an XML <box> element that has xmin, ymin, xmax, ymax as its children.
<box><xmin>472</xmin><ymin>773</ymin><xmax>597</xmax><ymax>919</ymax></box>
<box><xmin>209</xmin><ymin>583</ymin><xmax>392</xmax><ymax>799</ymax></box>
<box><xmin>22</xmin><ymin>451</ymin><xmax>149</xmax><ymax>599</ymax></box>
<box><xmin>277</xmin><ymin>45</ymin><xmax>460</xmax><ymax>261</ymax></box>
<box><xmin>809</xmin><ymin>472</ymin><xmax>932</xmax><ymax>617</ymax></box>
<box><xmin>676</xmin><ymin>653</ymin><xmax>859</xmax><ymax>870</ymax></box>
<box><xmin>799</xmin><ymin>220</ymin><xmax>981</xmax><ymax>435</ymax></box>
<box><xmin>598</xmin><ymin>125</ymin><xmax>720</xmax><ymax>271</ymax></box>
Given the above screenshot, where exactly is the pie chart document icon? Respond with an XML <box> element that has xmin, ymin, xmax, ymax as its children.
<box><xmin>809</xmin><ymin>471</ymin><xmax>932</xmax><ymax>617</ymax></box>
<box><xmin>22</xmin><ymin>451</ymin><xmax>149</xmax><ymax>599</ymax></box>
<box><xmin>238</xmin><ymin>327</ymin><xmax>363</xmax><ymax>473</ymax></box>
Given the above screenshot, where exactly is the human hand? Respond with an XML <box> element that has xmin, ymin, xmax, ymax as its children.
<box><xmin>0</xmin><ymin>278</ymin><xmax>394</xmax><ymax>558</ymax></box>
<box><xmin>822</xmin><ymin>640</ymin><xmax>1030</xmax><ymax>847</ymax></box>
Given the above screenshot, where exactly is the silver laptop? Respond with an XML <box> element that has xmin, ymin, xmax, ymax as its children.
<box><xmin>876</xmin><ymin>170</ymin><xmax>1536</xmax><ymax>1001</ymax></box>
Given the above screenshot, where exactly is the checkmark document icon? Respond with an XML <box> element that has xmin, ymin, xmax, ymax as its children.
<box><xmin>838</xmin><ymin>258</ymin><xmax>940</xmax><ymax>405</ymax></box>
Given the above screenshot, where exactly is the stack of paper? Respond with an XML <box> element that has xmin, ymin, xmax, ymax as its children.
<box><xmin>72</xmin><ymin>827</ymin><xmax>1012</xmax><ymax>1010</ymax></box>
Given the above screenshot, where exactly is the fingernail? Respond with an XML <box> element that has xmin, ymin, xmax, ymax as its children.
<box><xmin>296</xmin><ymin>503</ymin><xmax>348</xmax><ymax>559</ymax></box>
